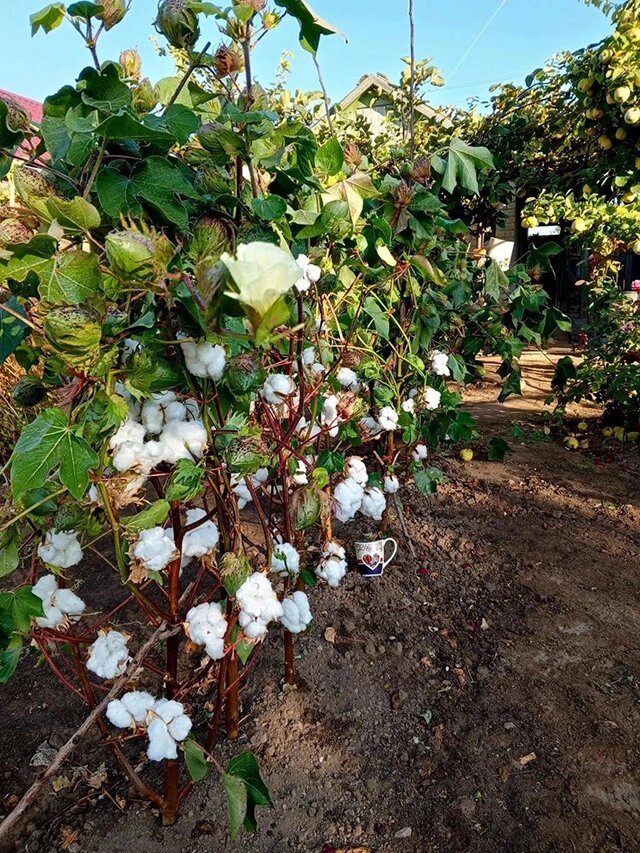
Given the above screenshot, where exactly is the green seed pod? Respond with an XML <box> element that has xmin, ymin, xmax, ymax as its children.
<box><xmin>43</xmin><ymin>307</ymin><xmax>102</xmax><ymax>367</ymax></box>
<box><xmin>13</xmin><ymin>165</ymin><xmax>59</xmax><ymax>204</ymax></box>
<box><xmin>190</xmin><ymin>216</ymin><xmax>228</xmax><ymax>263</ymax></box>
<box><xmin>105</xmin><ymin>229</ymin><xmax>174</xmax><ymax>283</ymax></box>
<box><xmin>119</xmin><ymin>48</ymin><xmax>143</xmax><ymax>81</ymax></box>
<box><xmin>11</xmin><ymin>376</ymin><xmax>47</xmax><ymax>408</ymax></box>
<box><xmin>132</xmin><ymin>78</ymin><xmax>158</xmax><ymax>113</ymax></box>
<box><xmin>225</xmin><ymin>353</ymin><xmax>265</xmax><ymax>394</ymax></box>
<box><xmin>155</xmin><ymin>0</ymin><xmax>200</xmax><ymax>49</ymax></box>
<box><xmin>2</xmin><ymin>98</ymin><xmax>31</xmax><ymax>133</ymax></box>
<box><xmin>225</xmin><ymin>436</ymin><xmax>270</xmax><ymax>476</ymax></box>
<box><xmin>0</xmin><ymin>218</ymin><xmax>32</xmax><ymax>247</ymax></box>
<box><xmin>96</xmin><ymin>0</ymin><xmax>127</xmax><ymax>29</ymax></box>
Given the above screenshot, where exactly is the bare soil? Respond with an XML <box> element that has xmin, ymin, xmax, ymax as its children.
<box><xmin>2</xmin><ymin>348</ymin><xmax>640</xmax><ymax>853</ymax></box>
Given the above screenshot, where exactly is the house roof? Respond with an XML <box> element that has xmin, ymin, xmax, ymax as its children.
<box><xmin>337</xmin><ymin>73</ymin><xmax>452</xmax><ymax>127</ymax></box>
<box><xmin>0</xmin><ymin>90</ymin><xmax>43</xmax><ymax>124</ymax></box>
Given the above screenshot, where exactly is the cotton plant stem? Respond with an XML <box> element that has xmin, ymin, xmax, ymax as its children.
<box><xmin>313</xmin><ymin>53</ymin><xmax>334</xmax><ymax>133</ymax></box>
<box><xmin>0</xmin><ymin>624</ymin><xmax>173</xmax><ymax>845</ymax></box>
<box><xmin>225</xmin><ymin>654</ymin><xmax>240</xmax><ymax>739</ymax></box>
<box><xmin>392</xmin><ymin>493</ymin><xmax>417</xmax><ymax>559</ymax></box>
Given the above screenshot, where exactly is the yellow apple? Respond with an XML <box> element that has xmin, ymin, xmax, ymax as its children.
<box><xmin>598</xmin><ymin>135</ymin><xmax>613</xmax><ymax>150</ymax></box>
<box><xmin>615</xmin><ymin>85</ymin><xmax>632</xmax><ymax>103</ymax></box>
<box><xmin>566</xmin><ymin>437</ymin><xmax>579</xmax><ymax>450</ymax></box>
<box><xmin>624</xmin><ymin>107</ymin><xmax>640</xmax><ymax>125</ymax></box>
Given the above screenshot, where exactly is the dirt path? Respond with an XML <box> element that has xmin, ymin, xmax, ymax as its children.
<box><xmin>3</xmin><ymin>348</ymin><xmax>640</xmax><ymax>853</ymax></box>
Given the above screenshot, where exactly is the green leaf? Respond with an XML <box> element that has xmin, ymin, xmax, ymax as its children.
<box><xmin>0</xmin><ymin>587</ymin><xmax>45</xmax><ymax>633</ymax></box>
<box><xmin>121</xmin><ymin>500</ymin><xmax>171</xmax><ymax>535</ymax></box>
<box><xmin>133</xmin><ymin>156</ymin><xmax>200</xmax><ymax>230</ymax></box>
<box><xmin>498</xmin><ymin>366</ymin><xmax>522</xmax><ymax>403</ymax></box>
<box><xmin>316</xmin><ymin>137</ymin><xmax>344</xmax><ymax>176</ymax></box>
<box><xmin>95</xmin><ymin>112</ymin><xmax>174</xmax><ymax>145</ymax></box>
<box><xmin>78</xmin><ymin>64</ymin><xmax>132</xmax><ymax>111</ymax></box>
<box><xmin>252</xmin><ymin>195</ymin><xmax>287</xmax><ymax>221</ymax></box>
<box><xmin>274</xmin><ymin>0</ymin><xmax>343</xmax><ymax>54</ymax></box>
<box><xmin>223</xmin><ymin>773</ymin><xmax>247</xmax><ymax>840</ymax></box>
<box><xmin>67</xmin><ymin>2</ymin><xmax>104</xmax><ymax>18</ymax></box>
<box><xmin>293</xmin><ymin>488</ymin><xmax>321</xmax><ymax>530</ymax></box>
<box><xmin>0</xmin><ymin>530</ymin><xmax>20</xmax><ymax>579</ymax></box>
<box><xmin>31</xmin><ymin>3</ymin><xmax>66</xmax><ymax>35</ymax></box>
<box><xmin>414</xmin><ymin>467</ymin><xmax>447</xmax><ymax>496</ymax></box>
<box><xmin>11</xmin><ymin>408</ymin><xmax>68</xmax><ymax>501</ymax></box>
<box><xmin>487</xmin><ymin>437</ymin><xmax>511</xmax><ymax>462</ymax></box>
<box><xmin>236</xmin><ymin>638</ymin><xmax>255</xmax><ymax>665</ymax></box>
<box><xmin>59</xmin><ymin>432</ymin><xmax>99</xmax><ymax>499</ymax></box>
<box><xmin>363</xmin><ymin>296</ymin><xmax>389</xmax><ymax>340</ymax></box>
<box><xmin>165</xmin><ymin>460</ymin><xmax>205</xmax><ymax>502</ymax></box>
<box><xmin>182</xmin><ymin>738</ymin><xmax>209</xmax><ymax>782</ymax></box>
<box><xmin>44</xmin><ymin>196</ymin><xmax>101</xmax><ymax>234</ymax></box>
<box><xmin>442</xmin><ymin>138</ymin><xmax>493</xmax><ymax>195</ymax></box>
<box><xmin>95</xmin><ymin>167</ymin><xmax>142</xmax><ymax>219</ymax></box>
<box><xmin>316</xmin><ymin>450</ymin><xmax>344</xmax><ymax>475</ymax></box>
<box><xmin>164</xmin><ymin>104</ymin><xmax>200</xmax><ymax>144</ymax></box>
<box><xmin>484</xmin><ymin>260</ymin><xmax>509</xmax><ymax>300</ymax></box>
<box><xmin>0</xmin><ymin>297</ymin><xmax>30</xmax><ymax>365</ymax></box>
<box><xmin>0</xmin><ymin>639</ymin><xmax>22</xmax><ymax>684</ymax></box>
<box><xmin>39</xmin><ymin>250</ymin><xmax>102</xmax><ymax>306</ymax></box>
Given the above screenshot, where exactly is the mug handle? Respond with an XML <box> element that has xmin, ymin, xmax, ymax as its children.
<box><xmin>382</xmin><ymin>538</ymin><xmax>398</xmax><ymax>569</ymax></box>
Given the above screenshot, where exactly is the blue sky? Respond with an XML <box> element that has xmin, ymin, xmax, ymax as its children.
<box><xmin>1</xmin><ymin>1</ymin><xmax>612</xmax><ymax>109</ymax></box>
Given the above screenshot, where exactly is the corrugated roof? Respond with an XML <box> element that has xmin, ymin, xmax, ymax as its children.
<box><xmin>0</xmin><ymin>90</ymin><xmax>43</xmax><ymax>124</ymax></box>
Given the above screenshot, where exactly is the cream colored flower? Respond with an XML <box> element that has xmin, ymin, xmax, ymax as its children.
<box><xmin>221</xmin><ymin>242</ymin><xmax>301</xmax><ymax>318</ymax></box>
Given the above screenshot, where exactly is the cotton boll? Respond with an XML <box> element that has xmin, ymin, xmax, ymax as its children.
<box><xmin>236</xmin><ymin>572</ymin><xmax>283</xmax><ymax>640</ymax></box>
<box><xmin>384</xmin><ymin>475</ymin><xmax>400</xmax><ymax>494</ymax></box>
<box><xmin>54</xmin><ymin>588</ymin><xmax>86</xmax><ymax>618</ymax></box>
<box><xmin>413</xmin><ymin>443</ymin><xmax>428</xmax><ymax>461</ymax></box>
<box><xmin>180</xmin><ymin>338</ymin><xmax>227</xmax><ymax>381</ymax></box>
<box><xmin>333</xmin><ymin>477</ymin><xmax>364</xmax><ymax>523</ymax></box>
<box><xmin>292</xmin><ymin>459</ymin><xmax>308</xmax><ymax>486</ymax></box>
<box><xmin>110</xmin><ymin>418</ymin><xmax>146</xmax><ymax>450</ymax></box>
<box><xmin>270</xmin><ymin>542</ymin><xmax>300</xmax><ymax>577</ymax></box>
<box><xmin>316</xmin><ymin>541</ymin><xmax>348</xmax><ymax>587</ymax></box>
<box><xmin>185</xmin><ymin>602</ymin><xmax>227</xmax><ymax>660</ymax></box>
<box><xmin>360</xmin><ymin>416</ymin><xmax>383</xmax><ymax>440</ymax></box>
<box><xmin>106</xmin><ymin>698</ymin><xmax>135</xmax><ymax>729</ymax></box>
<box><xmin>345</xmin><ymin>456</ymin><xmax>368</xmax><ymax>487</ymax></box>
<box><xmin>251</xmin><ymin>468</ymin><xmax>270</xmax><ymax>486</ymax></box>
<box><xmin>37</xmin><ymin>530</ymin><xmax>83</xmax><ymax>569</ymax></box>
<box><xmin>181</xmin><ymin>508</ymin><xmax>219</xmax><ymax>561</ymax></box>
<box><xmin>336</xmin><ymin>367</ymin><xmax>361</xmax><ymax>391</ymax></box>
<box><xmin>295</xmin><ymin>254</ymin><xmax>321</xmax><ymax>292</ymax></box>
<box><xmin>146</xmin><ymin>699</ymin><xmax>192</xmax><ymax>761</ymax></box>
<box><xmin>232</xmin><ymin>477</ymin><xmax>252</xmax><ymax>509</ymax></box>
<box><xmin>378</xmin><ymin>406</ymin><xmax>398</xmax><ymax>431</ymax></box>
<box><xmin>280</xmin><ymin>591</ymin><xmax>312</xmax><ymax>634</ymax></box>
<box><xmin>302</xmin><ymin>346</ymin><xmax>316</xmax><ymax>366</ymax></box>
<box><xmin>423</xmin><ymin>386</ymin><xmax>441</xmax><ymax>410</ymax></box>
<box><xmin>361</xmin><ymin>487</ymin><xmax>387</xmax><ymax>520</ymax></box>
<box><xmin>133</xmin><ymin>527</ymin><xmax>177</xmax><ymax>572</ymax></box>
<box><xmin>164</xmin><ymin>401</ymin><xmax>188</xmax><ymax>423</ymax></box>
<box><xmin>141</xmin><ymin>400</ymin><xmax>164</xmax><ymax>435</ymax></box>
<box><xmin>321</xmin><ymin>394</ymin><xmax>341</xmax><ymax>437</ymax></box>
<box><xmin>160</xmin><ymin>418</ymin><xmax>208</xmax><ymax>462</ymax></box>
<box><xmin>402</xmin><ymin>398</ymin><xmax>416</xmax><ymax>415</ymax></box>
<box><xmin>107</xmin><ymin>691</ymin><xmax>156</xmax><ymax>728</ymax></box>
<box><xmin>147</xmin><ymin>717</ymin><xmax>178</xmax><ymax>761</ymax></box>
<box><xmin>87</xmin><ymin>631</ymin><xmax>131</xmax><ymax>679</ymax></box>
<box><xmin>431</xmin><ymin>350</ymin><xmax>451</xmax><ymax>377</ymax></box>
<box><xmin>262</xmin><ymin>374</ymin><xmax>296</xmax><ymax>405</ymax></box>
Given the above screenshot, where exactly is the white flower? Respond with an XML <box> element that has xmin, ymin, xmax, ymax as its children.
<box><xmin>378</xmin><ymin>406</ymin><xmax>398</xmax><ymax>432</ymax></box>
<box><xmin>236</xmin><ymin>572</ymin><xmax>283</xmax><ymax>640</ymax></box>
<box><xmin>87</xmin><ymin>631</ymin><xmax>131</xmax><ymax>679</ymax></box>
<box><xmin>270</xmin><ymin>542</ymin><xmax>300</xmax><ymax>577</ymax></box>
<box><xmin>280</xmin><ymin>591</ymin><xmax>312</xmax><ymax>634</ymax></box>
<box><xmin>316</xmin><ymin>541</ymin><xmax>347</xmax><ymax>587</ymax></box>
<box><xmin>147</xmin><ymin>699</ymin><xmax>192</xmax><ymax>761</ymax></box>
<box><xmin>106</xmin><ymin>691</ymin><xmax>156</xmax><ymax>729</ymax></box>
<box><xmin>431</xmin><ymin>350</ymin><xmax>451</xmax><ymax>377</ymax></box>
<box><xmin>133</xmin><ymin>527</ymin><xmax>178</xmax><ymax>572</ymax></box>
<box><xmin>221</xmin><ymin>242</ymin><xmax>301</xmax><ymax>317</ymax></box>
<box><xmin>402</xmin><ymin>398</ymin><xmax>416</xmax><ymax>415</ymax></box>
<box><xmin>294</xmin><ymin>253</ymin><xmax>322</xmax><ymax>293</ymax></box>
<box><xmin>360</xmin><ymin>416</ymin><xmax>383</xmax><ymax>440</ymax></box>
<box><xmin>262</xmin><ymin>374</ymin><xmax>297</xmax><ymax>406</ymax></box>
<box><xmin>185</xmin><ymin>602</ymin><xmax>227</xmax><ymax>660</ymax></box>
<box><xmin>180</xmin><ymin>338</ymin><xmax>226</xmax><ymax>381</ymax></box>
<box><xmin>181</xmin><ymin>508</ymin><xmax>219</xmax><ymax>564</ymax></box>
<box><xmin>413</xmin><ymin>443</ymin><xmax>428</xmax><ymax>461</ymax></box>
<box><xmin>345</xmin><ymin>456</ymin><xmax>368</xmax><ymax>486</ymax></box>
<box><xmin>333</xmin><ymin>477</ymin><xmax>364</xmax><ymax>523</ymax></box>
<box><xmin>37</xmin><ymin>530</ymin><xmax>83</xmax><ymax>569</ymax></box>
<box><xmin>32</xmin><ymin>575</ymin><xmax>85</xmax><ymax>629</ymax></box>
<box><xmin>423</xmin><ymin>386</ymin><xmax>441</xmax><ymax>410</ymax></box>
<box><xmin>336</xmin><ymin>367</ymin><xmax>361</xmax><ymax>391</ymax></box>
<box><xmin>384</xmin><ymin>475</ymin><xmax>400</xmax><ymax>494</ymax></box>
<box><xmin>360</xmin><ymin>486</ymin><xmax>386</xmax><ymax>520</ymax></box>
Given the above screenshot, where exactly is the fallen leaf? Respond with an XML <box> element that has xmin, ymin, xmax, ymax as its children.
<box><xmin>453</xmin><ymin>667</ymin><xmax>467</xmax><ymax>687</ymax></box>
<box><xmin>52</xmin><ymin>775</ymin><xmax>72</xmax><ymax>792</ymax></box>
<box><xmin>60</xmin><ymin>826</ymin><xmax>81</xmax><ymax>850</ymax></box>
<box><xmin>30</xmin><ymin>739</ymin><xmax>58</xmax><ymax>768</ymax></box>
<box><xmin>518</xmin><ymin>752</ymin><xmax>537</xmax><ymax>766</ymax></box>
<box><xmin>420</xmin><ymin>656</ymin><xmax>433</xmax><ymax>668</ymax></box>
<box><xmin>395</xmin><ymin>827</ymin><xmax>412</xmax><ymax>838</ymax></box>
<box><xmin>324</xmin><ymin>627</ymin><xmax>337</xmax><ymax>644</ymax></box>
<box><xmin>480</xmin><ymin>618</ymin><xmax>490</xmax><ymax>631</ymax></box>
<box><xmin>84</xmin><ymin>764</ymin><xmax>108</xmax><ymax>789</ymax></box>
<box><xmin>419</xmin><ymin>710</ymin><xmax>433</xmax><ymax>724</ymax></box>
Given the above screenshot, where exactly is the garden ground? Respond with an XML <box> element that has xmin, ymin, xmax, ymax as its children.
<box><xmin>2</xmin><ymin>346</ymin><xmax>640</xmax><ymax>853</ymax></box>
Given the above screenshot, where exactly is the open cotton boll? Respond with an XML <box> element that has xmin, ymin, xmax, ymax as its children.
<box><xmin>361</xmin><ymin>486</ymin><xmax>387</xmax><ymax>520</ymax></box>
<box><xmin>87</xmin><ymin>631</ymin><xmax>131</xmax><ymax>679</ymax></box>
<box><xmin>147</xmin><ymin>699</ymin><xmax>192</xmax><ymax>762</ymax></box>
<box><xmin>106</xmin><ymin>691</ymin><xmax>156</xmax><ymax>729</ymax></box>
<box><xmin>333</xmin><ymin>477</ymin><xmax>364</xmax><ymax>523</ymax></box>
<box><xmin>384</xmin><ymin>475</ymin><xmax>400</xmax><ymax>494</ymax></box>
<box><xmin>133</xmin><ymin>527</ymin><xmax>177</xmax><ymax>572</ymax></box>
<box><xmin>180</xmin><ymin>338</ymin><xmax>227</xmax><ymax>381</ymax></box>
<box><xmin>236</xmin><ymin>572</ymin><xmax>283</xmax><ymax>640</ymax></box>
<box><xmin>262</xmin><ymin>373</ymin><xmax>297</xmax><ymax>406</ymax></box>
<box><xmin>402</xmin><ymin>398</ymin><xmax>416</xmax><ymax>415</ymax></box>
<box><xmin>336</xmin><ymin>366</ymin><xmax>361</xmax><ymax>391</ymax></box>
<box><xmin>431</xmin><ymin>350</ymin><xmax>451</xmax><ymax>377</ymax></box>
<box><xmin>159</xmin><ymin>418</ymin><xmax>208</xmax><ymax>463</ymax></box>
<box><xmin>345</xmin><ymin>456</ymin><xmax>368</xmax><ymax>487</ymax></box>
<box><xmin>321</xmin><ymin>394</ymin><xmax>342</xmax><ymax>437</ymax></box>
<box><xmin>251</xmin><ymin>468</ymin><xmax>270</xmax><ymax>486</ymax></box>
<box><xmin>270</xmin><ymin>542</ymin><xmax>300</xmax><ymax>577</ymax></box>
<box><xmin>280</xmin><ymin>591</ymin><xmax>312</xmax><ymax>634</ymax></box>
<box><xmin>181</xmin><ymin>508</ymin><xmax>219</xmax><ymax>561</ymax></box>
<box><xmin>294</xmin><ymin>253</ymin><xmax>321</xmax><ymax>292</ymax></box>
<box><xmin>32</xmin><ymin>574</ymin><xmax>86</xmax><ymax>629</ymax></box>
<box><xmin>185</xmin><ymin>601</ymin><xmax>227</xmax><ymax>660</ymax></box>
<box><xmin>360</xmin><ymin>416</ymin><xmax>383</xmax><ymax>440</ymax></box>
<box><xmin>316</xmin><ymin>541</ymin><xmax>348</xmax><ymax>587</ymax></box>
<box><xmin>423</xmin><ymin>386</ymin><xmax>442</xmax><ymax>410</ymax></box>
<box><xmin>37</xmin><ymin>530</ymin><xmax>83</xmax><ymax>569</ymax></box>
<box><xmin>378</xmin><ymin>406</ymin><xmax>399</xmax><ymax>431</ymax></box>
<box><xmin>292</xmin><ymin>459</ymin><xmax>309</xmax><ymax>486</ymax></box>
<box><xmin>413</xmin><ymin>443</ymin><xmax>428</xmax><ymax>461</ymax></box>
<box><xmin>231</xmin><ymin>476</ymin><xmax>253</xmax><ymax>509</ymax></box>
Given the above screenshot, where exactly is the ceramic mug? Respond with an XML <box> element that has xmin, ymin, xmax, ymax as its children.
<box><xmin>355</xmin><ymin>538</ymin><xmax>398</xmax><ymax>578</ymax></box>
